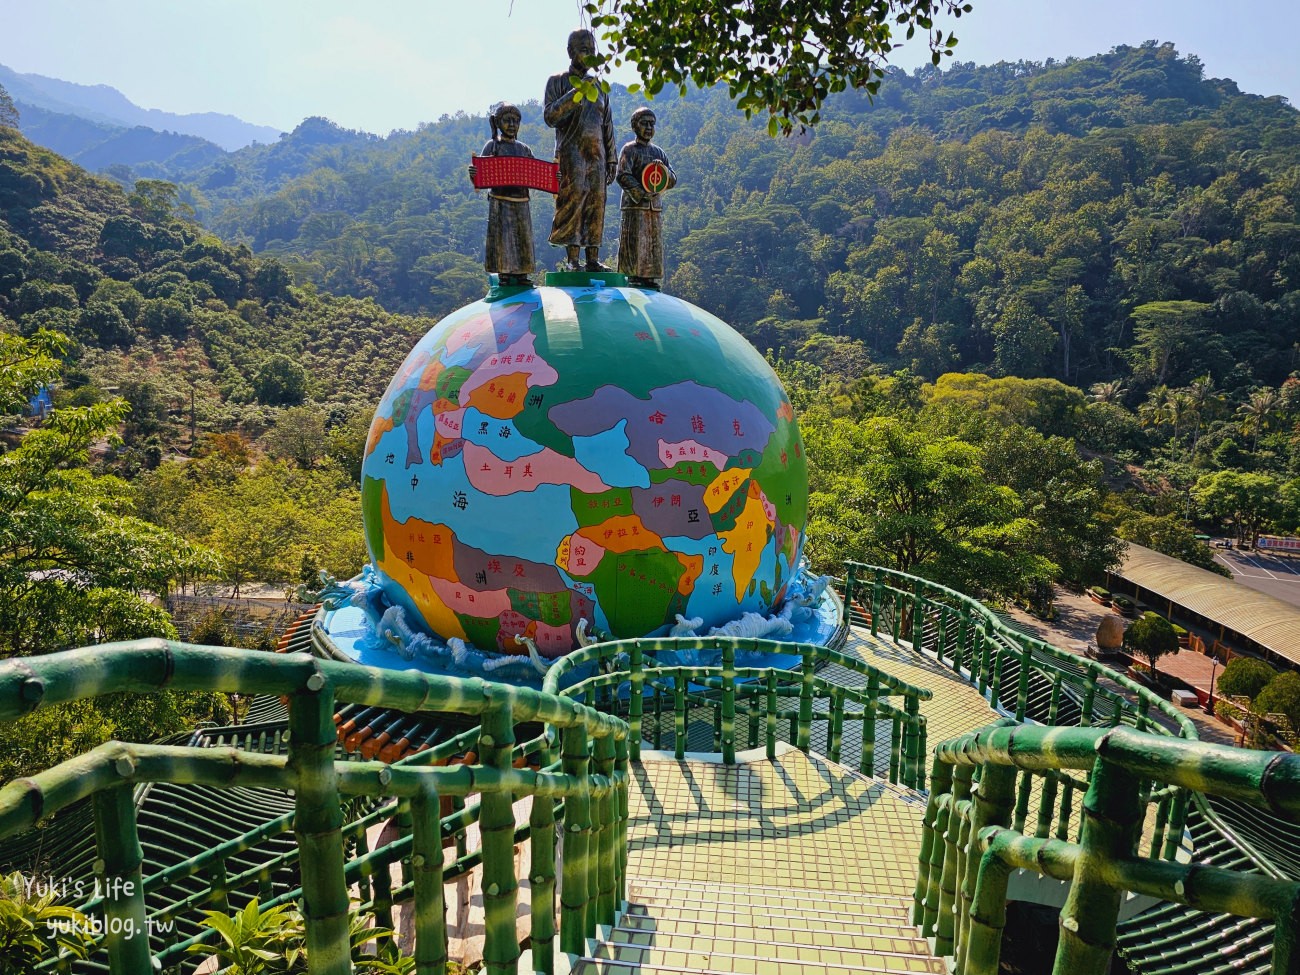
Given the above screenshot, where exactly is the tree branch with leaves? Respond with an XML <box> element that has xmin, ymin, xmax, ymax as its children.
<box><xmin>578</xmin><ymin>0</ymin><xmax>971</xmax><ymax>134</ymax></box>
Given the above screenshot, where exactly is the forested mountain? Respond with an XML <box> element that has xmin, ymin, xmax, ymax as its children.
<box><xmin>14</xmin><ymin>102</ymin><xmax>226</xmax><ymax>178</ymax></box>
<box><xmin>0</xmin><ymin>62</ymin><xmax>282</xmax><ymax>150</ymax></box>
<box><xmin>130</xmin><ymin>43</ymin><xmax>1299</xmax><ymax>402</ymax></box>
<box><xmin>3</xmin><ymin>40</ymin><xmax>1300</xmax><ymax>626</ymax></box>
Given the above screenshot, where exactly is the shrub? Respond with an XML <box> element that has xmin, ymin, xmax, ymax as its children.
<box><xmin>1089</xmin><ymin>586</ymin><xmax>1110</xmax><ymax>599</ymax></box>
<box><xmin>1123</xmin><ymin>614</ymin><xmax>1180</xmax><ymax>677</ymax></box>
<box><xmin>1216</xmin><ymin>657</ymin><xmax>1277</xmax><ymax>702</ymax></box>
<box><xmin>1256</xmin><ymin>672</ymin><xmax>1300</xmax><ymax>732</ymax></box>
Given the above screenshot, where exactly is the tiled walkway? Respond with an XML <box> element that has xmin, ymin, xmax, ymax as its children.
<box><xmin>626</xmin><ymin>747</ymin><xmax>926</xmax><ymax>898</ymax></box>
<box><xmin>625</xmin><ymin>628</ymin><xmax>1002</xmax><ymax>899</ymax></box>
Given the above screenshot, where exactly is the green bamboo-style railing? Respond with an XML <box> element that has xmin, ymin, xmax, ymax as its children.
<box><xmin>917</xmin><ymin>723</ymin><xmax>1300</xmax><ymax>975</ymax></box>
<box><xmin>542</xmin><ymin>635</ymin><xmax>933</xmax><ymax>789</ymax></box>
<box><xmin>0</xmin><ymin>641</ymin><xmax>629</xmax><ymax>975</ymax></box>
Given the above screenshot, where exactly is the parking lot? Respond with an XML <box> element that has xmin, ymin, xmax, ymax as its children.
<box><xmin>1213</xmin><ymin>543</ymin><xmax>1300</xmax><ymax>608</ymax></box>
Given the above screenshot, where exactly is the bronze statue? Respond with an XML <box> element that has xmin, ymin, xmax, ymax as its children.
<box><xmin>616</xmin><ymin>108</ymin><xmax>676</xmax><ymax>287</ymax></box>
<box><xmin>467</xmin><ymin>104</ymin><xmax>535</xmax><ymax>286</ymax></box>
<box><xmin>544</xmin><ymin>29</ymin><xmax>615</xmax><ymax>271</ymax></box>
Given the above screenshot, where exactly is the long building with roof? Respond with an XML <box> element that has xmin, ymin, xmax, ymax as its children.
<box><xmin>1107</xmin><ymin>542</ymin><xmax>1300</xmax><ymax>670</ymax></box>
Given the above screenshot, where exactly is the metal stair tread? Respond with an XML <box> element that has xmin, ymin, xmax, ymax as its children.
<box><xmin>627</xmin><ymin>878</ymin><xmax>913</xmax><ymax>907</ymax></box>
<box><xmin>618</xmin><ymin>912</ymin><xmax>918</xmax><ymax>938</ymax></box>
<box><xmin>608</xmin><ymin>924</ymin><xmax>931</xmax><ymax>955</ymax></box>
<box><xmin>591</xmin><ymin>939</ymin><xmax>945</xmax><ymax>971</ymax></box>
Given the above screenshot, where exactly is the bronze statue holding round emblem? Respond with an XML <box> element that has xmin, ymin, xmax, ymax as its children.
<box><xmin>616</xmin><ymin>107</ymin><xmax>677</xmax><ymax>288</ymax></box>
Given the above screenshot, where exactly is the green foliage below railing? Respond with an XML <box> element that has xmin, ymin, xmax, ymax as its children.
<box><xmin>0</xmin><ymin>641</ymin><xmax>629</xmax><ymax>975</ymax></box>
<box><xmin>918</xmin><ymin>723</ymin><xmax>1300</xmax><ymax>975</ymax></box>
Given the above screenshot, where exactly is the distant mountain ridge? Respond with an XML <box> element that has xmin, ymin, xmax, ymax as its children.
<box><xmin>0</xmin><ymin>63</ymin><xmax>282</xmax><ymax>150</ymax></box>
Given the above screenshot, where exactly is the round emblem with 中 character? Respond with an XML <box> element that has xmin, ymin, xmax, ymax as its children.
<box><xmin>641</xmin><ymin>160</ymin><xmax>669</xmax><ymax>194</ymax></box>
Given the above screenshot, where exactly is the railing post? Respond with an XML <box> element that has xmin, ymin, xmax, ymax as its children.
<box><xmin>860</xmin><ymin>673</ymin><xmax>878</xmax><ymax>777</ymax></box>
<box><xmin>721</xmin><ymin>642</ymin><xmax>737</xmax><ymax>765</ymax></box>
<box><xmin>954</xmin><ymin>611</ymin><xmax>969</xmax><ymax>675</ymax></box>
<box><xmin>653</xmin><ymin>684</ymin><xmax>665</xmax><ymax>749</ymax></box>
<box><xmin>411</xmin><ymin>783</ymin><xmax>448</xmax><ymax>975</ymax></box>
<box><xmin>1054</xmin><ymin>755</ymin><xmax>1146</xmax><ymax>975</ymax></box>
<box><xmin>976</xmin><ymin>621</ymin><xmax>992</xmax><ymax>696</ymax></box>
<box><xmin>288</xmin><ymin>673</ymin><xmax>351</xmax><ymax>975</ymax></box>
<box><xmin>628</xmin><ymin>641</ymin><xmax>644</xmax><ymax>762</ymax></box>
<box><xmin>560</xmin><ymin>722</ymin><xmax>593</xmax><ymax>953</ymax></box>
<box><xmin>829</xmin><ymin>687</ymin><xmax>845</xmax><ymax>763</ymax></box>
<box><xmin>903</xmin><ymin>696</ymin><xmax>923</xmax><ymax>789</ymax></box>
<box><xmin>529</xmin><ymin>735</ymin><xmax>558</xmax><ymax>975</ymax></box>
<box><xmin>936</xmin><ymin>612</ymin><xmax>949</xmax><ymax>666</ymax></box>
<box><xmin>1015</xmin><ymin>643</ymin><xmax>1032</xmax><ymax>721</ymax></box>
<box><xmin>765</xmin><ymin>670</ymin><xmax>778</xmax><ymax>761</ymax></box>
<box><xmin>593</xmin><ymin>733</ymin><xmax>618</xmax><ymax>928</ymax></box>
<box><xmin>913</xmin><ymin>757</ymin><xmax>951</xmax><ymax>929</ymax></box>
<box><xmin>871</xmin><ymin>568</ymin><xmax>884</xmax><ymax>637</ymax></box>
<box><xmin>843</xmin><ymin>562</ymin><xmax>857</xmax><ymax>626</ymax></box>
<box><xmin>479</xmin><ymin>692</ymin><xmax>520</xmax><ymax>975</ymax></box>
<box><xmin>673</xmin><ymin>673</ymin><xmax>687</xmax><ymax>760</ymax></box>
<box><xmin>957</xmin><ymin>760</ymin><xmax>1017</xmax><ymax>974</ymax></box>
<box><xmin>911</xmin><ymin>577</ymin><xmax>925</xmax><ymax>650</ymax></box>
<box><xmin>93</xmin><ymin>784</ymin><xmax>150</xmax><ymax>975</ymax></box>
<box><xmin>797</xmin><ymin>646</ymin><xmax>815</xmax><ymax>752</ymax></box>
<box><xmin>614</xmin><ymin>731</ymin><xmax>629</xmax><ymax>908</ymax></box>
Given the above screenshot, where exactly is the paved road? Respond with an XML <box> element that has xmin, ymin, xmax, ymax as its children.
<box><xmin>1213</xmin><ymin>544</ymin><xmax>1300</xmax><ymax>608</ymax></box>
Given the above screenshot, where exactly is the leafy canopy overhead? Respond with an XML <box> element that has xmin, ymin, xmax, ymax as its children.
<box><xmin>582</xmin><ymin>0</ymin><xmax>970</xmax><ymax>134</ymax></box>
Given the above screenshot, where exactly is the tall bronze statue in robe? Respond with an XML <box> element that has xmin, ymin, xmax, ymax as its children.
<box><xmin>544</xmin><ymin>29</ymin><xmax>615</xmax><ymax>271</ymax></box>
<box><xmin>616</xmin><ymin>108</ymin><xmax>676</xmax><ymax>287</ymax></box>
<box><xmin>468</xmin><ymin>104</ymin><xmax>535</xmax><ymax>285</ymax></box>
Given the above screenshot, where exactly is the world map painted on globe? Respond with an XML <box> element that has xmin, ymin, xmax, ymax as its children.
<box><xmin>360</xmin><ymin>280</ymin><xmax>808</xmax><ymax>659</ymax></box>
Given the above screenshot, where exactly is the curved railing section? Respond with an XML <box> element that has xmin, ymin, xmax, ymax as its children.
<box><xmin>916</xmin><ymin>723</ymin><xmax>1300</xmax><ymax>975</ymax></box>
<box><xmin>542</xmin><ymin>635</ymin><xmax>933</xmax><ymax>789</ymax></box>
<box><xmin>840</xmin><ymin>562</ymin><xmax>1198</xmax><ymax>740</ymax></box>
<box><xmin>0</xmin><ymin>641</ymin><xmax>629</xmax><ymax>975</ymax></box>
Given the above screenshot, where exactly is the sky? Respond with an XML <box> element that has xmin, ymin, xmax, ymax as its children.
<box><xmin>1</xmin><ymin>0</ymin><xmax>1297</xmax><ymax>138</ymax></box>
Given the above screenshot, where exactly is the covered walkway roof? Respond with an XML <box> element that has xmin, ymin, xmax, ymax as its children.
<box><xmin>1112</xmin><ymin>543</ymin><xmax>1300</xmax><ymax>669</ymax></box>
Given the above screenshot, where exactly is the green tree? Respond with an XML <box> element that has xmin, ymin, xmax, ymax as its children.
<box><xmin>1123</xmin><ymin>613</ymin><xmax>1180</xmax><ymax>680</ymax></box>
<box><xmin>0</xmin><ymin>83</ymin><xmax>17</xmax><ymax>129</ymax></box>
<box><xmin>1216</xmin><ymin>657</ymin><xmax>1276</xmax><ymax>702</ymax></box>
<box><xmin>1191</xmin><ymin>470</ymin><xmax>1282</xmax><ymax>546</ymax></box>
<box><xmin>255</xmin><ymin>353</ymin><xmax>308</xmax><ymax>406</ymax></box>
<box><xmin>1256</xmin><ymin>672</ymin><xmax>1300</xmax><ymax>735</ymax></box>
<box><xmin>803</xmin><ymin>413</ymin><xmax>1055</xmax><ymax>599</ymax></box>
<box><xmin>263</xmin><ymin>405</ymin><xmax>328</xmax><ymax>469</ymax></box>
<box><xmin>582</xmin><ymin>0</ymin><xmax>970</xmax><ymax>134</ymax></box>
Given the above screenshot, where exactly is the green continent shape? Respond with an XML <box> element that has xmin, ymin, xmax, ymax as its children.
<box><xmin>571</xmin><ymin>487</ymin><xmax>637</xmax><ymax>528</ymax></box>
<box><xmin>508</xmin><ymin>589</ymin><xmax>571</xmax><ymax>627</ymax></box>
<box><xmin>650</xmin><ymin>461</ymin><xmax>719</xmax><ymax>486</ymax></box>
<box><xmin>708</xmin><ymin>478</ymin><xmax>752</xmax><ymax>534</ymax></box>
<box><xmin>436</xmin><ymin>365</ymin><xmax>473</xmax><ymax>403</ymax></box>
<box><xmin>459</xmin><ymin>614</ymin><xmax>502</xmax><ymax>652</ymax></box>
<box><xmin>362</xmin><ymin>475</ymin><xmax>385</xmax><ymax>561</ymax></box>
<box><xmin>389</xmin><ymin>389</ymin><xmax>415</xmax><ymax>426</ymax></box>
<box><xmin>584</xmin><ymin>548</ymin><xmax>685</xmax><ymax>638</ymax></box>
<box><xmin>751</xmin><ymin>418</ymin><xmax>809</xmax><ymax>529</ymax></box>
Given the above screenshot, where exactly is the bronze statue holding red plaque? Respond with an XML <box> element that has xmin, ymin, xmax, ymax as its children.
<box><xmin>544</xmin><ymin>29</ymin><xmax>616</xmax><ymax>271</ymax></box>
<box><xmin>616</xmin><ymin>108</ymin><xmax>677</xmax><ymax>288</ymax></box>
<box><xmin>469</xmin><ymin>104</ymin><xmax>559</xmax><ymax>287</ymax></box>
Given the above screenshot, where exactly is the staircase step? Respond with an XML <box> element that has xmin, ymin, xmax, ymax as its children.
<box><xmin>627</xmin><ymin>877</ymin><xmax>911</xmax><ymax>905</ymax></box>
<box><xmin>625</xmin><ymin>883</ymin><xmax>913</xmax><ymax>919</ymax></box>
<box><xmin>619</xmin><ymin>911</ymin><xmax>917</xmax><ymax>940</ymax></box>
<box><xmin>579</xmin><ymin>941</ymin><xmax>946</xmax><ymax>972</ymax></box>
<box><xmin>590</xmin><ymin>940</ymin><xmax>946</xmax><ymax>972</ymax></box>
<box><xmin>621</xmin><ymin>904</ymin><xmax>915</xmax><ymax>935</ymax></box>
<box><xmin>609</xmin><ymin>923</ymin><xmax>932</xmax><ymax>957</ymax></box>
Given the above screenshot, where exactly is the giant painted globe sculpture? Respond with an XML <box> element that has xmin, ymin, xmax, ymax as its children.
<box><xmin>360</xmin><ymin>276</ymin><xmax>808</xmax><ymax>658</ymax></box>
